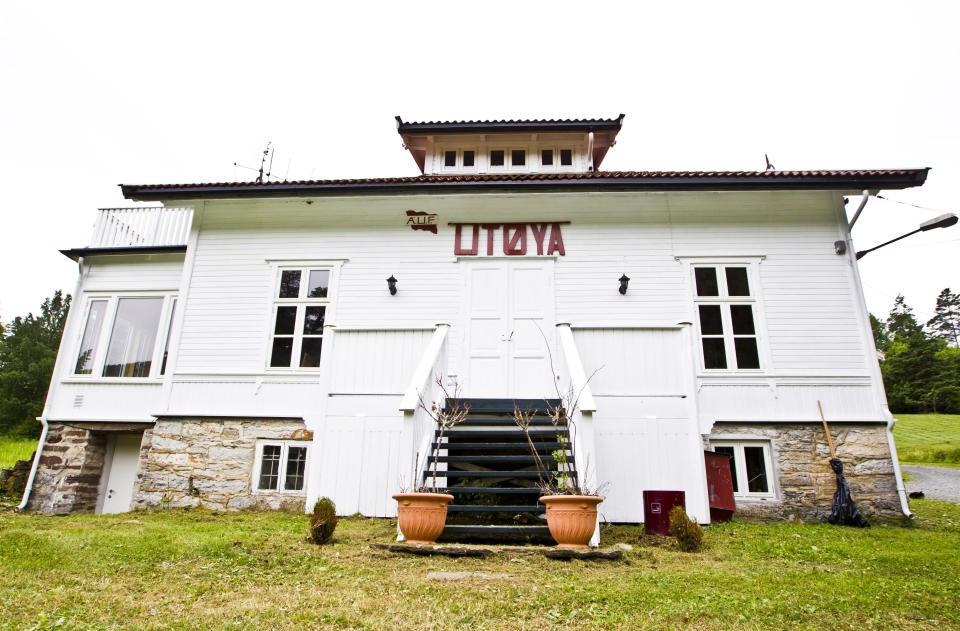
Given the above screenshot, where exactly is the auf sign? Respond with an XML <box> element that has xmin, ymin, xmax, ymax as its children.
<box><xmin>452</xmin><ymin>222</ymin><xmax>568</xmax><ymax>256</ymax></box>
<box><xmin>406</xmin><ymin>210</ymin><xmax>438</xmax><ymax>234</ymax></box>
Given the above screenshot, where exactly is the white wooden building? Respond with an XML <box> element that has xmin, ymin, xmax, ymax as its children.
<box><xmin>23</xmin><ymin>116</ymin><xmax>923</xmax><ymax>537</ymax></box>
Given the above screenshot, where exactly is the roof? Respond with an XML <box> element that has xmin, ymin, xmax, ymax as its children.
<box><xmin>121</xmin><ymin>168</ymin><xmax>930</xmax><ymax>201</ymax></box>
<box><xmin>395</xmin><ymin>115</ymin><xmax>625</xmax><ymax>135</ymax></box>
<box><xmin>60</xmin><ymin>245</ymin><xmax>188</xmax><ymax>261</ymax></box>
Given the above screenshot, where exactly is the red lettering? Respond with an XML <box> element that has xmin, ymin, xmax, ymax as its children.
<box><xmin>503</xmin><ymin>224</ymin><xmax>527</xmax><ymax>255</ymax></box>
<box><xmin>453</xmin><ymin>224</ymin><xmax>479</xmax><ymax>255</ymax></box>
<box><xmin>481</xmin><ymin>224</ymin><xmax>500</xmax><ymax>256</ymax></box>
<box><xmin>530</xmin><ymin>223</ymin><xmax>549</xmax><ymax>255</ymax></box>
<box><xmin>547</xmin><ymin>223</ymin><xmax>565</xmax><ymax>256</ymax></box>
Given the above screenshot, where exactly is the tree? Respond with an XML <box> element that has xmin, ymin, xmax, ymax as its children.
<box><xmin>927</xmin><ymin>288</ymin><xmax>960</xmax><ymax>347</ymax></box>
<box><xmin>886</xmin><ymin>294</ymin><xmax>924</xmax><ymax>341</ymax></box>
<box><xmin>0</xmin><ymin>291</ymin><xmax>71</xmax><ymax>437</ymax></box>
<box><xmin>870</xmin><ymin>313</ymin><xmax>890</xmax><ymax>353</ymax></box>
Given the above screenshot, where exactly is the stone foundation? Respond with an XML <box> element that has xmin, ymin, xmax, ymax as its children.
<box><xmin>26</xmin><ymin>423</ymin><xmax>148</xmax><ymax>513</ymax></box>
<box><xmin>134</xmin><ymin>418</ymin><xmax>312</xmax><ymax>511</ymax></box>
<box><xmin>708</xmin><ymin>422</ymin><xmax>903</xmax><ymax>521</ymax></box>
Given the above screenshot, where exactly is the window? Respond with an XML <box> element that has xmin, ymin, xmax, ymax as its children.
<box><xmin>693</xmin><ymin>265</ymin><xmax>761</xmax><ymax>370</ymax></box>
<box><xmin>254</xmin><ymin>440</ymin><xmax>310</xmax><ymax>492</ymax></box>
<box><xmin>490</xmin><ymin>150</ymin><xmax>505</xmax><ymax>167</ymax></box>
<box><xmin>270</xmin><ymin>268</ymin><xmax>331</xmax><ymax>369</ymax></box>
<box><xmin>511</xmin><ymin>149</ymin><xmax>526</xmax><ymax>167</ymax></box>
<box><xmin>462</xmin><ymin>150</ymin><xmax>475</xmax><ymax>167</ymax></box>
<box><xmin>72</xmin><ymin>294</ymin><xmax>177</xmax><ymax>379</ymax></box>
<box><xmin>444</xmin><ymin>150</ymin><xmax>457</xmax><ymax>167</ymax></box>
<box><xmin>541</xmin><ymin>149</ymin><xmax>553</xmax><ymax>166</ymax></box>
<box><xmin>489</xmin><ymin>148</ymin><xmax>529</xmax><ymax>169</ymax></box>
<box><xmin>711</xmin><ymin>441</ymin><xmax>775</xmax><ymax>498</ymax></box>
<box><xmin>559</xmin><ymin>148</ymin><xmax>573</xmax><ymax>166</ymax></box>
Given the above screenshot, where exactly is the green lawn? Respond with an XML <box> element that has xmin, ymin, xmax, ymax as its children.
<box><xmin>1</xmin><ymin>502</ymin><xmax>958</xmax><ymax>630</ymax></box>
<box><xmin>893</xmin><ymin>414</ymin><xmax>960</xmax><ymax>465</ymax></box>
<box><xmin>0</xmin><ymin>435</ymin><xmax>35</xmax><ymax>470</ymax></box>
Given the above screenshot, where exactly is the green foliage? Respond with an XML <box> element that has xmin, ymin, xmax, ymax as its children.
<box><xmin>876</xmin><ymin>292</ymin><xmax>960</xmax><ymax>414</ymax></box>
<box><xmin>927</xmin><ymin>288</ymin><xmax>960</xmax><ymax>347</ymax></box>
<box><xmin>0</xmin><ymin>291</ymin><xmax>71</xmax><ymax>437</ymax></box>
<box><xmin>309</xmin><ymin>497</ymin><xmax>338</xmax><ymax>544</ymax></box>
<box><xmin>0</xmin><ymin>436</ymin><xmax>36</xmax><ymax>469</ymax></box>
<box><xmin>668</xmin><ymin>505</ymin><xmax>703</xmax><ymax>552</ymax></box>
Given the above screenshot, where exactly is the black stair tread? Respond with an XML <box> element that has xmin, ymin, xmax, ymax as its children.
<box><xmin>436</xmin><ymin>455</ymin><xmax>558</xmax><ymax>463</ymax></box>
<box><xmin>432</xmin><ymin>442</ymin><xmax>567</xmax><ymax>450</ymax></box>
<box><xmin>457</xmin><ymin>418</ymin><xmax>557</xmax><ymax>426</ymax></box>
<box><xmin>433</xmin><ymin>470</ymin><xmax>574</xmax><ymax>478</ymax></box>
<box><xmin>448</xmin><ymin>505</ymin><xmax>545</xmax><ymax>512</ymax></box>
<box><xmin>441</xmin><ymin>524</ymin><xmax>551</xmax><ymax>535</ymax></box>
<box><xmin>444</xmin><ymin>429</ymin><xmax>561</xmax><ymax>438</ymax></box>
<box><xmin>445</xmin><ymin>398</ymin><xmax>561</xmax><ymax>415</ymax></box>
<box><xmin>439</xmin><ymin>487</ymin><xmax>542</xmax><ymax>494</ymax></box>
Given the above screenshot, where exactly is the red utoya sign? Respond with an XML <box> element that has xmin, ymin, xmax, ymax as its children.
<box><xmin>452</xmin><ymin>222</ymin><xmax>568</xmax><ymax>256</ymax></box>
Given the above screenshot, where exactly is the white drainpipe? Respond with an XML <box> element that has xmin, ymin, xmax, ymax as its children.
<box><xmin>885</xmin><ymin>417</ymin><xmax>914</xmax><ymax>519</ymax></box>
<box><xmin>16</xmin><ymin>416</ymin><xmax>49</xmax><ymax>512</ymax></box>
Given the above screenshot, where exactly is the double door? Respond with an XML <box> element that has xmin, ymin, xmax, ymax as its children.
<box><xmin>461</xmin><ymin>260</ymin><xmax>556</xmax><ymax>398</ymax></box>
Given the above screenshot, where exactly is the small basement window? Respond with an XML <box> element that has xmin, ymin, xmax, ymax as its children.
<box><xmin>711</xmin><ymin>441</ymin><xmax>775</xmax><ymax>498</ymax></box>
<box><xmin>254</xmin><ymin>440</ymin><xmax>310</xmax><ymax>492</ymax></box>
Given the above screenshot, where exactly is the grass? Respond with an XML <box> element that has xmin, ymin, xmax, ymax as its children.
<box><xmin>1</xmin><ymin>502</ymin><xmax>958</xmax><ymax>630</ymax></box>
<box><xmin>893</xmin><ymin>414</ymin><xmax>960</xmax><ymax>465</ymax></box>
<box><xmin>0</xmin><ymin>435</ymin><xmax>35</xmax><ymax>470</ymax></box>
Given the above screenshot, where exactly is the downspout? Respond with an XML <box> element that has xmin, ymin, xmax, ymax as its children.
<box><xmin>885</xmin><ymin>417</ymin><xmax>914</xmax><ymax>519</ymax></box>
<box><xmin>16</xmin><ymin>417</ymin><xmax>49</xmax><ymax>511</ymax></box>
<box><xmin>842</xmin><ymin>191</ymin><xmax>913</xmax><ymax>518</ymax></box>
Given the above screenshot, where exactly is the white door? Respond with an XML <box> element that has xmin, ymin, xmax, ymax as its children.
<box><xmin>462</xmin><ymin>260</ymin><xmax>556</xmax><ymax>398</ymax></box>
<box><xmin>98</xmin><ymin>433</ymin><xmax>142</xmax><ymax>514</ymax></box>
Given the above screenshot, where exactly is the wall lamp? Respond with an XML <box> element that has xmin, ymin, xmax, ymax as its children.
<box><xmin>386</xmin><ymin>275</ymin><xmax>398</xmax><ymax>295</ymax></box>
<box><xmin>618</xmin><ymin>274</ymin><xmax>630</xmax><ymax>295</ymax></box>
<box><xmin>856</xmin><ymin>213</ymin><xmax>958</xmax><ymax>260</ymax></box>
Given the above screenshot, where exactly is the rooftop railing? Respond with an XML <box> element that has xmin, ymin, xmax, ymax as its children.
<box><xmin>90</xmin><ymin>207</ymin><xmax>193</xmax><ymax>249</ymax></box>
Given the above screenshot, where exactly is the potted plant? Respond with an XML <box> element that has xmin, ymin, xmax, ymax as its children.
<box><xmin>514</xmin><ymin>361</ymin><xmax>605</xmax><ymax>549</ymax></box>
<box><xmin>393</xmin><ymin>378</ymin><xmax>469</xmax><ymax>544</ymax></box>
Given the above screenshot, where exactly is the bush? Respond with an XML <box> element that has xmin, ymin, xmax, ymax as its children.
<box><xmin>668</xmin><ymin>505</ymin><xmax>703</xmax><ymax>552</ymax></box>
<box><xmin>309</xmin><ymin>497</ymin><xmax>338</xmax><ymax>544</ymax></box>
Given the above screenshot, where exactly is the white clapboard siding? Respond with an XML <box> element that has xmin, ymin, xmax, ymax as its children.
<box><xmin>329</xmin><ymin>329</ymin><xmax>432</xmax><ymax>394</ymax></box>
<box><xmin>82</xmin><ymin>254</ymin><xmax>184</xmax><ymax>291</ymax></box>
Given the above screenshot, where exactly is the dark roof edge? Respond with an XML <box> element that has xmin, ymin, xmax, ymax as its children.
<box><xmin>122</xmin><ymin>170</ymin><xmax>929</xmax><ymax>202</ymax></box>
<box><xmin>60</xmin><ymin>245</ymin><xmax>187</xmax><ymax>261</ymax></box>
<box><xmin>395</xmin><ymin>114</ymin><xmax>625</xmax><ymax>135</ymax></box>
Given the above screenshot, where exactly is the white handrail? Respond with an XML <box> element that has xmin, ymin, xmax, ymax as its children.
<box><xmin>555</xmin><ymin>323</ymin><xmax>596</xmax><ymax>412</ymax></box>
<box><xmin>89</xmin><ymin>207</ymin><xmax>193</xmax><ymax>248</ymax></box>
<box><xmin>399</xmin><ymin>324</ymin><xmax>450</xmax><ymax>412</ymax></box>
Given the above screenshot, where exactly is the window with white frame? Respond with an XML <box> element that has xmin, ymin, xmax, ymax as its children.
<box><xmin>692</xmin><ymin>264</ymin><xmax>762</xmax><ymax>370</ymax></box>
<box><xmin>269</xmin><ymin>268</ymin><xmax>331</xmax><ymax>368</ymax></box>
<box><xmin>72</xmin><ymin>294</ymin><xmax>177</xmax><ymax>379</ymax></box>
<box><xmin>254</xmin><ymin>440</ymin><xmax>310</xmax><ymax>492</ymax></box>
<box><xmin>440</xmin><ymin>148</ymin><xmax>477</xmax><ymax>171</ymax></box>
<box><xmin>488</xmin><ymin>148</ymin><xmax>527</xmax><ymax>170</ymax></box>
<box><xmin>710</xmin><ymin>441</ymin><xmax>775</xmax><ymax>498</ymax></box>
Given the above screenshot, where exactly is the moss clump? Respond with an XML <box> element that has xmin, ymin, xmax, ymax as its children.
<box><xmin>309</xmin><ymin>497</ymin><xmax>338</xmax><ymax>544</ymax></box>
<box><xmin>668</xmin><ymin>505</ymin><xmax>703</xmax><ymax>552</ymax></box>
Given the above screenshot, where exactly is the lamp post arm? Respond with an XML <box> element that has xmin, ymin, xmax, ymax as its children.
<box><xmin>855</xmin><ymin>227</ymin><xmax>921</xmax><ymax>260</ymax></box>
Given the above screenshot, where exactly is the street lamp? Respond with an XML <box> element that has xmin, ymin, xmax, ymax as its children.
<box><xmin>855</xmin><ymin>213</ymin><xmax>958</xmax><ymax>260</ymax></box>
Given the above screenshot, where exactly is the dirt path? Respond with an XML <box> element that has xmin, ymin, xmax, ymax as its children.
<box><xmin>903</xmin><ymin>465</ymin><xmax>960</xmax><ymax>504</ymax></box>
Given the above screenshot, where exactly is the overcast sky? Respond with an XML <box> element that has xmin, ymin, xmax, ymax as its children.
<box><xmin>1</xmin><ymin>1</ymin><xmax>957</xmax><ymax>325</ymax></box>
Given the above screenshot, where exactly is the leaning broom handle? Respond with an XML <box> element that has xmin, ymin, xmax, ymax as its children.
<box><xmin>817</xmin><ymin>400</ymin><xmax>837</xmax><ymax>459</ymax></box>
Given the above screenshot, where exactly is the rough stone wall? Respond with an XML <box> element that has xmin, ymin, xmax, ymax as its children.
<box><xmin>26</xmin><ymin>424</ymin><xmax>109</xmax><ymax>513</ymax></box>
<box><xmin>708</xmin><ymin>422</ymin><xmax>903</xmax><ymax>521</ymax></box>
<box><xmin>134</xmin><ymin>418</ymin><xmax>312</xmax><ymax>511</ymax></box>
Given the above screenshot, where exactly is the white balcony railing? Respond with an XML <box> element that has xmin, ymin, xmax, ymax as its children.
<box><xmin>90</xmin><ymin>207</ymin><xmax>193</xmax><ymax>249</ymax></box>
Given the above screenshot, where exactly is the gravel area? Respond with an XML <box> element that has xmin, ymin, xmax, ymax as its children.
<box><xmin>903</xmin><ymin>465</ymin><xmax>960</xmax><ymax>504</ymax></box>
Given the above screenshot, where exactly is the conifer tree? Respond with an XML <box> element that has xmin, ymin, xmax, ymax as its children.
<box><xmin>927</xmin><ymin>288</ymin><xmax>960</xmax><ymax>347</ymax></box>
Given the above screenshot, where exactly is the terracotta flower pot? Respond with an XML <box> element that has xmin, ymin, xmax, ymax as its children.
<box><xmin>392</xmin><ymin>492</ymin><xmax>455</xmax><ymax>544</ymax></box>
<box><xmin>540</xmin><ymin>494</ymin><xmax>603</xmax><ymax>548</ymax></box>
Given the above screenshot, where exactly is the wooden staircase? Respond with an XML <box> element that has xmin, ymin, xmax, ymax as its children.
<box><xmin>425</xmin><ymin>398</ymin><xmax>575</xmax><ymax>543</ymax></box>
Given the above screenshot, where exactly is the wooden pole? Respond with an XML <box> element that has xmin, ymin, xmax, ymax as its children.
<box><xmin>817</xmin><ymin>400</ymin><xmax>837</xmax><ymax>459</ymax></box>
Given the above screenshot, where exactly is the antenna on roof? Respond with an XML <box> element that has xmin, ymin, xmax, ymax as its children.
<box><xmin>764</xmin><ymin>153</ymin><xmax>776</xmax><ymax>171</ymax></box>
<box><xmin>258</xmin><ymin>142</ymin><xmax>274</xmax><ymax>183</ymax></box>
